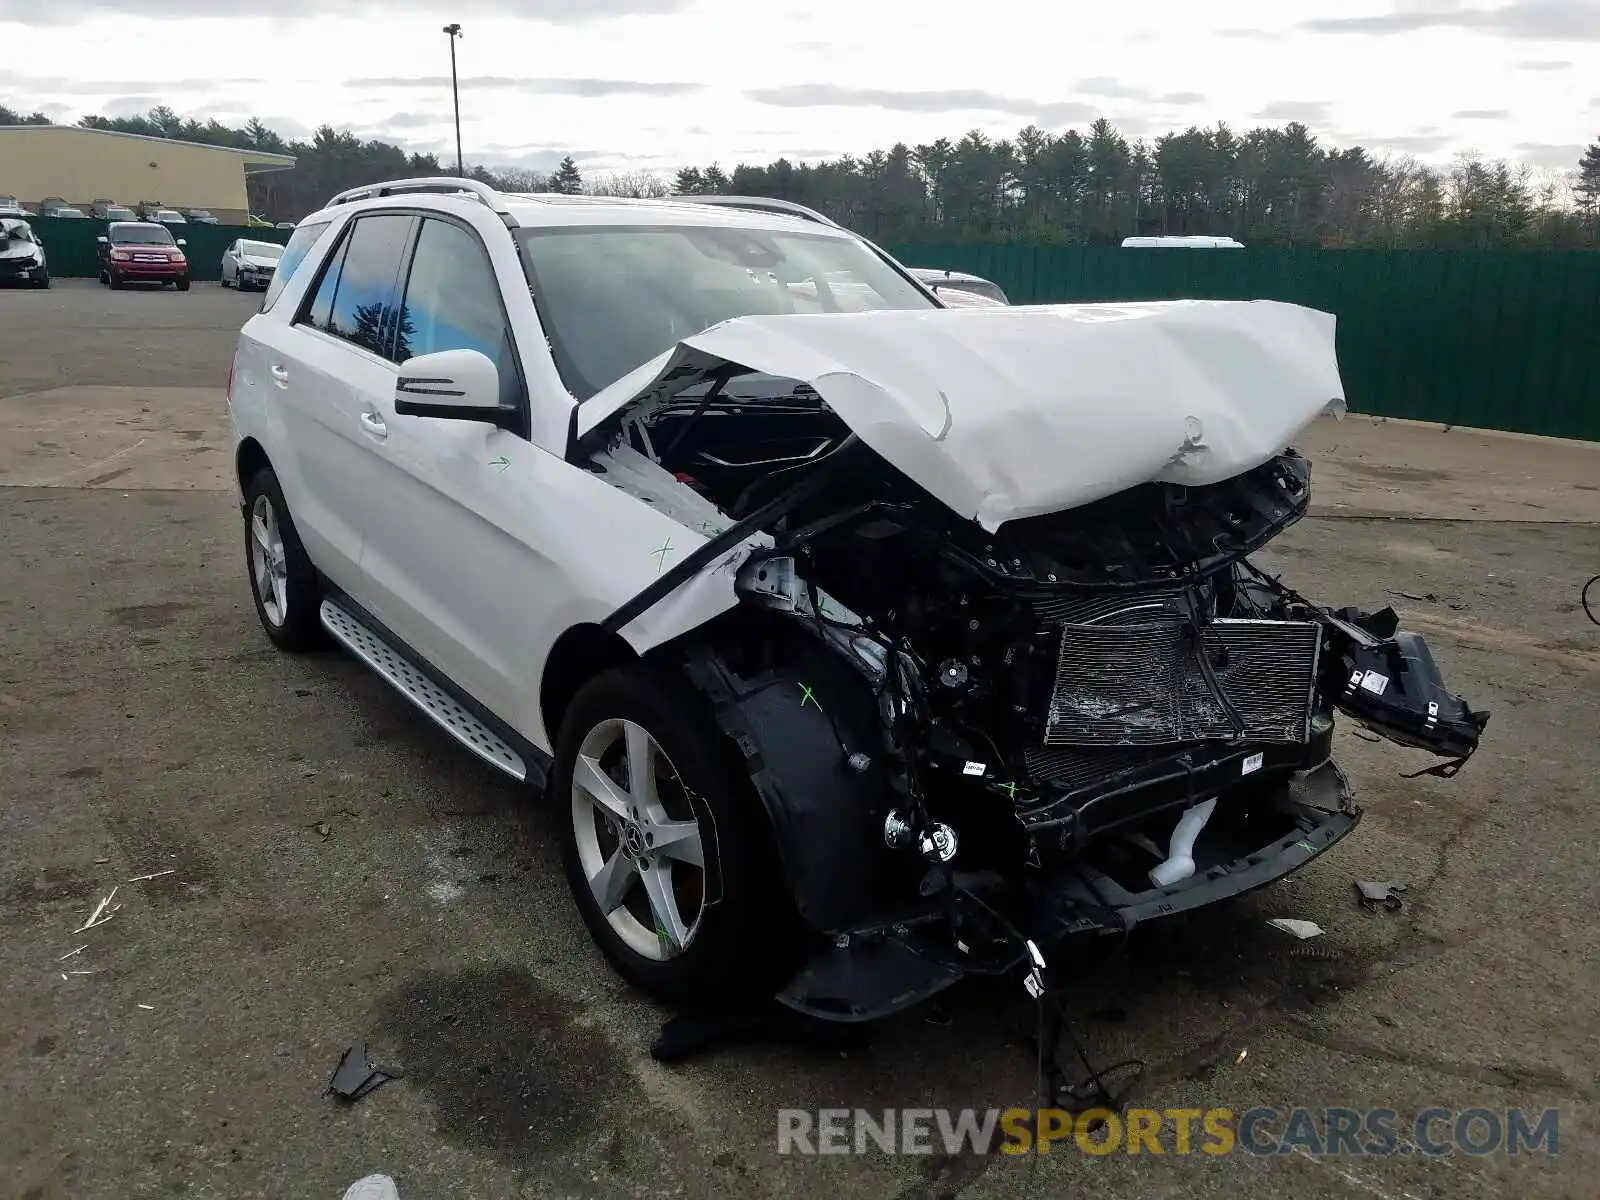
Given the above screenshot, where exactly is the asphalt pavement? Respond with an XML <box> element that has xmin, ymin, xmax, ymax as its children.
<box><xmin>2</xmin><ymin>280</ymin><xmax>1597</xmax><ymax>1199</ymax></box>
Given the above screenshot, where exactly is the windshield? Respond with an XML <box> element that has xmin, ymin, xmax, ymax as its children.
<box><xmin>155</xmin><ymin>211</ymin><xmax>185</xmax><ymax>221</ymax></box>
<box><xmin>106</xmin><ymin>207</ymin><xmax>135</xmax><ymax>219</ymax></box>
<box><xmin>113</xmin><ymin>225</ymin><xmax>176</xmax><ymax>245</ymax></box>
<box><xmin>1</xmin><ymin>221</ymin><xmax>34</xmax><ymax>242</ymax></box>
<box><xmin>515</xmin><ymin>224</ymin><xmax>933</xmax><ymax>400</ymax></box>
<box><xmin>54</xmin><ymin>208</ymin><xmax>86</xmax><ymax>218</ymax></box>
<box><xmin>241</xmin><ymin>240</ymin><xmax>284</xmax><ymax>260</ymax></box>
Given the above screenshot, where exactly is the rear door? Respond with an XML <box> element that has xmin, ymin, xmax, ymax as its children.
<box><xmin>248</xmin><ymin>212</ymin><xmax>415</xmax><ymax>597</ymax></box>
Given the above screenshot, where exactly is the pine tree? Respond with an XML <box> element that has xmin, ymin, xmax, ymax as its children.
<box><xmin>552</xmin><ymin>156</ymin><xmax>583</xmax><ymax>195</ymax></box>
<box><xmin>1577</xmin><ymin>138</ymin><xmax>1600</xmax><ymax>214</ymax></box>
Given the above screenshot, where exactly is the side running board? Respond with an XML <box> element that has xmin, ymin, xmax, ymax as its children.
<box><xmin>319</xmin><ymin>599</ymin><xmax>528</xmax><ymax>781</ymax></box>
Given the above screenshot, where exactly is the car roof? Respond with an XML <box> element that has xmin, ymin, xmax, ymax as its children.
<box><xmin>108</xmin><ymin>221</ymin><xmax>171</xmax><ymax>231</ymax></box>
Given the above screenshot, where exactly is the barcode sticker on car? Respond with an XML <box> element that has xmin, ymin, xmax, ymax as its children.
<box><xmin>962</xmin><ymin>761</ymin><xmax>986</xmax><ymax>776</ymax></box>
<box><xmin>1360</xmin><ymin>671</ymin><xmax>1390</xmax><ymax>696</ymax></box>
<box><xmin>1243</xmin><ymin>752</ymin><xmax>1264</xmax><ymax>776</ymax></box>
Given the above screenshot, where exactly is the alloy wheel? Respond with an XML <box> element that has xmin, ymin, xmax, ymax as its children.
<box><xmin>250</xmin><ymin>492</ymin><xmax>289</xmax><ymax>627</ymax></box>
<box><xmin>570</xmin><ymin>718</ymin><xmax>707</xmax><ymax>961</ymax></box>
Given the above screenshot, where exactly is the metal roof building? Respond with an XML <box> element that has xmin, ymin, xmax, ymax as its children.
<box><xmin>0</xmin><ymin>125</ymin><xmax>295</xmax><ymax>224</ymax></box>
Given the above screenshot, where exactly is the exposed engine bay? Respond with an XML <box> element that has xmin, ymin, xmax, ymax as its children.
<box><xmin>581</xmin><ymin>356</ymin><xmax>1490</xmax><ymax>1023</ymax></box>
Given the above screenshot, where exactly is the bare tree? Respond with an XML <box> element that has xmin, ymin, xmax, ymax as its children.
<box><xmin>583</xmin><ymin>170</ymin><xmax>670</xmax><ymax>198</ymax></box>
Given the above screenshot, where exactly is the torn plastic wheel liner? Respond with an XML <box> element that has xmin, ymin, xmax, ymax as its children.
<box><xmin>324</xmin><ymin>1043</ymin><xmax>403</xmax><ymax>1102</ymax></box>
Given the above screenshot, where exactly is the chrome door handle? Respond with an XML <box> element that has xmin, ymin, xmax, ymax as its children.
<box><xmin>269</xmin><ymin>364</ymin><xmax>289</xmax><ymax>388</ymax></box>
<box><xmin>359</xmin><ymin>409</ymin><xmax>388</xmax><ymax>439</ymax></box>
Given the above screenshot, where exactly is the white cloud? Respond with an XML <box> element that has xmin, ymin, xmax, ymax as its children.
<box><xmin>1</xmin><ymin>1</ymin><xmax>1596</xmax><ymax>171</ymax></box>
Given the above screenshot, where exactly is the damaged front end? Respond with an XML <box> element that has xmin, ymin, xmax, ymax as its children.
<box><xmin>578</xmin><ymin>307</ymin><xmax>1489</xmax><ymax>1023</ymax></box>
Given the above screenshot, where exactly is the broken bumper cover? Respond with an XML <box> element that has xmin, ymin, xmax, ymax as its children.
<box><xmin>775</xmin><ymin>760</ymin><xmax>1360</xmax><ymax>1023</ymax></box>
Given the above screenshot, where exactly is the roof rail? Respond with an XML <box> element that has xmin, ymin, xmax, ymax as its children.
<box><xmin>674</xmin><ymin>194</ymin><xmax>842</xmax><ymax>229</ymax></box>
<box><xmin>326</xmin><ymin>177</ymin><xmax>511</xmax><ymax>214</ymax></box>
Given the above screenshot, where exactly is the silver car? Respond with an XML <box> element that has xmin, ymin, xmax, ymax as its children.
<box><xmin>909</xmin><ymin>267</ymin><xmax>1010</xmax><ymax>305</ymax></box>
<box><xmin>220</xmin><ymin>238</ymin><xmax>285</xmax><ymax>291</ymax></box>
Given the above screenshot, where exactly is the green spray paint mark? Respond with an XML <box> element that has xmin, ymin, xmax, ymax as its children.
<box><xmin>1001</xmin><ymin>781</ymin><xmax>1018</xmax><ymax>801</ymax></box>
<box><xmin>798</xmin><ymin>682</ymin><xmax>820</xmax><ymax>711</ymax></box>
<box><xmin>651</xmin><ymin>537</ymin><xmax>674</xmax><ymax>573</ymax></box>
<box><xmin>1297</xmin><ymin>839</ymin><xmax>1316</xmax><ymax>854</ymax></box>
<box><xmin>488</xmin><ymin>455</ymin><xmax>511</xmax><ymax>474</ymax></box>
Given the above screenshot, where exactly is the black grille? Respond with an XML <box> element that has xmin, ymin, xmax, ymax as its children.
<box><xmin>1024</xmin><ymin>743</ymin><xmax>1174</xmax><ymax>795</ymax></box>
<box><xmin>1046</xmin><ymin>617</ymin><xmax>1319</xmax><ymax>747</ymax></box>
<box><xmin>1029</xmin><ymin>590</ymin><xmax>1188</xmax><ymax>625</ymax></box>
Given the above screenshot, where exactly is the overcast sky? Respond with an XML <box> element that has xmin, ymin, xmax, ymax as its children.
<box><xmin>2</xmin><ymin>0</ymin><xmax>1597</xmax><ymax>175</ymax></box>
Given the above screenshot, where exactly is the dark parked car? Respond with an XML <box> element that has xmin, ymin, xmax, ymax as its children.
<box><xmin>90</xmin><ymin>200</ymin><xmax>139</xmax><ymax>221</ymax></box>
<box><xmin>97</xmin><ymin>221</ymin><xmax>190</xmax><ymax>290</ymax></box>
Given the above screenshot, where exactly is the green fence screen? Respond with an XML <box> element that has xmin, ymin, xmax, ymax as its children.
<box><xmin>19</xmin><ymin>217</ymin><xmax>1599</xmax><ymax>441</ymax></box>
<box><xmin>887</xmin><ymin>245</ymin><xmax>1600</xmax><ymax>441</ymax></box>
<box><xmin>26</xmin><ymin>215</ymin><xmax>291</xmax><ymax>283</ymax></box>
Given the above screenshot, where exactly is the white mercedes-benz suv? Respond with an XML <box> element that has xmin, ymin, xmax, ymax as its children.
<box><xmin>228</xmin><ymin>178</ymin><xmax>1485</xmax><ymax>1022</ymax></box>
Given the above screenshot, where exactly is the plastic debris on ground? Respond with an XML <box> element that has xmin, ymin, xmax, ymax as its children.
<box><xmin>1266</xmin><ymin>918</ymin><xmax>1324</xmax><ymax>940</ymax></box>
<box><xmin>1356</xmin><ymin>880</ymin><xmax>1408</xmax><ymax>912</ymax></box>
<box><xmin>324</xmin><ymin>1043</ymin><xmax>403</xmax><ymax>1103</ymax></box>
<box><xmin>341</xmin><ymin>1175</ymin><xmax>400</xmax><ymax>1200</ymax></box>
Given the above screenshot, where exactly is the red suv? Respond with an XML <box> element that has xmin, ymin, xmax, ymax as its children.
<box><xmin>97</xmin><ymin>222</ymin><xmax>191</xmax><ymax>290</ymax></box>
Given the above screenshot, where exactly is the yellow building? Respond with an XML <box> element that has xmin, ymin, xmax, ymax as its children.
<box><xmin>0</xmin><ymin>124</ymin><xmax>295</xmax><ymax>224</ymax></box>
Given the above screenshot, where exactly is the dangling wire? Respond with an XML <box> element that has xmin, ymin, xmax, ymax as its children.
<box><xmin>1583</xmin><ymin>574</ymin><xmax>1599</xmax><ymax>627</ymax></box>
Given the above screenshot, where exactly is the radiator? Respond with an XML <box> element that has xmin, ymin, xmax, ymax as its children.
<box><xmin>1045</xmin><ymin>617</ymin><xmax>1320</xmax><ymax>747</ymax></box>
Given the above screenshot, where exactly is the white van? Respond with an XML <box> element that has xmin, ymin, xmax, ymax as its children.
<box><xmin>1121</xmin><ymin>235</ymin><xmax>1245</xmax><ymax>248</ymax></box>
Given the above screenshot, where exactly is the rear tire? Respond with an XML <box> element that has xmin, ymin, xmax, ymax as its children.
<box><xmin>554</xmin><ymin>664</ymin><xmax>800</xmax><ymax>1008</ymax></box>
<box><xmin>242</xmin><ymin>467</ymin><xmax>324</xmax><ymax>652</ymax></box>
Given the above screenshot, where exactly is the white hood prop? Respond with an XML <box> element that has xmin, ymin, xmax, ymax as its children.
<box><xmin>580</xmin><ymin>299</ymin><xmax>1346</xmax><ymax>531</ymax></box>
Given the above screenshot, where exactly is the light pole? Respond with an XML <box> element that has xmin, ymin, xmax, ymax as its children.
<box><xmin>442</xmin><ymin>23</ymin><xmax>463</xmax><ymax>175</ymax></box>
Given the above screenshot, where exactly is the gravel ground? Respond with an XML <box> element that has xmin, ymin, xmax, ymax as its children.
<box><xmin>2</xmin><ymin>281</ymin><xmax>1597</xmax><ymax>1200</ymax></box>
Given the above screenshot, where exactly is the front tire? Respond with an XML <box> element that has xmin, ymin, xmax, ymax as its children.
<box><xmin>176</xmin><ymin>277</ymin><xmax>191</xmax><ymax>291</ymax></box>
<box><xmin>108</xmin><ymin>272</ymin><xmax>123</xmax><ymax>290</ymax></box>
<box><xmin>34</xmin><ymin>273</ymin><xmax>49</xmax><ymax>289</ymax></box>
<box><xmin>243</xmin><ymin>467</ymin><xmax>323</xmax><ymax>651</ymax></box>
<box><xmin>554</xmin><ymin>665</ymin><xmax>799</xmax><ymax>1007</ymax></box>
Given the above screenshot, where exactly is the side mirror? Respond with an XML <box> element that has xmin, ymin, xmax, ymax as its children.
<box><xmin>176</xmin><ymin>238</ymin><xmax>187</xmax><ymax>247</ymax></box>
<box><xmin>97</xmin><ymin>235</ymin><xmax>108</xmax><ymax>244</ymax></box>
<box><xmin>394</xmin><ymin>349</ymin><xmax>513</xmax><ymax>427</ymax></box>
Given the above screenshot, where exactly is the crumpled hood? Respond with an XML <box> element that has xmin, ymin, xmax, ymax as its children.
<box><xmin>579</xmin><ymin>299</ymin><xmax>1346</xmax><ymax>532</ymax></box>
